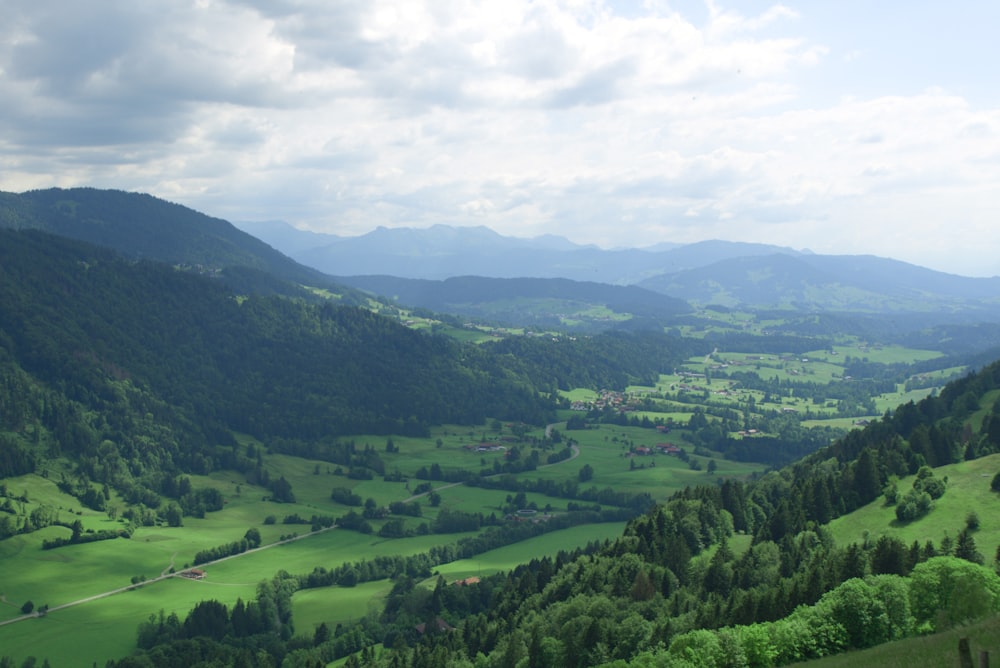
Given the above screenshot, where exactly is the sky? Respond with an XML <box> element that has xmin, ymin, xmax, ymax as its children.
<box><xmin>2</xmin><ymin>1</ymin><xmax>999</xmax><ymax>276</ymax></box>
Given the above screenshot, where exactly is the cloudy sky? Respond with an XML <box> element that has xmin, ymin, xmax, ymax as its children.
<box><xmin>2</xmin><ymin>1</ymin><xmax>999</xmax><ymax>276</ymax></box>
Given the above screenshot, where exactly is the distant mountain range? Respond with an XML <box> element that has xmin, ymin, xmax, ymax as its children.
<box><xmin>239</xmin><ymin>218</ymin><xmax>1000</xmax><ymax>316</ymax></box>
<box><xmin>237</xmin><ymin>219</ymin><xmax>803</xmax><ymax>285</ymax></box>
<box><xmin>2</xmin><ymin>188</ymin><xmax>999</xmax><ymax>325</ymax></box>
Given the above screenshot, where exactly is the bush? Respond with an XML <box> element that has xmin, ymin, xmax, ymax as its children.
<box><xmin>895</xmin><ymin>489</ymin><xmax>932</xmax><ymax>522</ymax></box>
<box><xmin>330</xmin><ymin>487</ymin><xmax>363</xmax><ymax>506</ymax></box>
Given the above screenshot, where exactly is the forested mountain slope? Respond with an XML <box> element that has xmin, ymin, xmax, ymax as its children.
<box><xmin>0</xmin><ymin>187</ymin><xmax>347</xmax><ymax>296</ymax></box>
<box><xmin>336</xmin><ymin>275</ymin><xmax>692</xmax><ymax>332</ymax></box>
<box><xmin>0</xmin><ymin>228</ymin><xmax>703</xmax><ymax>496</ymax></box>
<box><xmin>330</xmin><ymin>360</ymin><xmax>1000</xmax><ymax>668</ymax></box>
<box><xmin>0</xmin><ymin>229</ymin><xmax>551</xmax><ymax>480</ymax></box>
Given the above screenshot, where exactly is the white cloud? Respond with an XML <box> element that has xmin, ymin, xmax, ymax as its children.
<box><xmin>1</xmin><ymin>0</ymin><xmax>999</xmax><ymax>275</ymax></box>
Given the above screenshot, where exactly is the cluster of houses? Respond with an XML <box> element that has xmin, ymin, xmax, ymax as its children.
<box><xmin>570</xmin><ymin>389</ymin><xmax>641</xmax><ymax>413</ymax></box>
<box><xmin>629</xmin><ymin>443</ymin><xmax>682</xmax><ymax>457</ymax></box>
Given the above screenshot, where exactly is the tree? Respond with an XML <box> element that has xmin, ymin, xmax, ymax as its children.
<box><xmin>20</xmin><ymin>600</ymin><xmax>33</xmax><ymax>614</ymax></box>
<box><xmin>244</xmin><ymin>527</ymin><xmax>262</xmax><ymax>549</ymax></box>
<box><xmin>954</xmin><ymin>529</ymin><xmax>984</xmax><ymax>564</ymax></box>
<box><xmin>707</xmin><ymin>459</ymin><xmax>718</xmax><ymax>475</ymax></box>
<box><xmin>578</xmin><ymin>464</ymin><xmax>594</xmax><ymax>482</ymax></box>
<box><xmin>853</xmin><ymin>448</ymin><xmax>881</xmax><ymax>503</ymax></box>
<box><xmin>909</xmin><ymin>557</ymin><xmax>1000</xmax><ymax>631</ymax></box>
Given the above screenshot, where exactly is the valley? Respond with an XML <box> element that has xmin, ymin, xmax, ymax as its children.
<box><xmin>1</xmin><ymin>190</ymin><xmax>1000</xmax><ymax>666</ymax></box>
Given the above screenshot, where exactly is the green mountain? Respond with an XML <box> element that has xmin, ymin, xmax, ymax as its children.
<box><xmin>4</xmin><ymin>187</ymin><xmax>1000</xmax><ymax>667</ymax></box>
<box><xmin>0</xmin><ymin>226</ymin><xmax>706</xmax><ymax>485</ymax></box>
<box><xmin>640</xmin><ymin>252</ymin><xmax>1000</xmax><ymax>315</ymax></box>
<box><xmin>337</xmin><ymin>274</ymin><xmax>692</xmax><ymax>331</ymax></box>
<box><xmin>0</xmin><ymin>228</ymin><xmax>558</xmax><ymax>474</ymax></box>
<box><xmin>0</xmin><ymin>187</ymin><xmax>345</xmax><ymax>297</ymax></box>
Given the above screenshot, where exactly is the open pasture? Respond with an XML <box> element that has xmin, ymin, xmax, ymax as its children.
<box><xmin>428</xmin><ymin>521</ymin><xmax>627</xmax><ymax>584</ymax></box>
<box><xmin>293</xmin><ymin>578</ymin><xmax>392</xmax><ymax>635</ymax></box>
<box><xmin>529</xmin><ymin>423</ymin><xmax>765</xmax><ymax>501</ymax></box>
<box><xmin>826</xmin><ymin>453</ymin><xmax>1000</xmax><ymax>553</ymax></box>
<box><xmin>0</xmin><ymin>577</ymin><xmax>208</xmax><ymax>667</ymax></box>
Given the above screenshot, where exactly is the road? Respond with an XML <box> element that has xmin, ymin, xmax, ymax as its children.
<box><xmin>2</xmin><ymin>423</ymin><xmax>577</xmax><ymax>628</ymax></box>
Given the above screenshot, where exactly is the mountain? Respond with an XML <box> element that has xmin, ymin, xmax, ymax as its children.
<box><xmin>233</xmin><ymin>221</ymin><xmax>1000</xmax><ymax>316</ymax></box>
<box><xmin>639</xmin><ymin>253</ymin><xmax>1000</xmax><ymax>314</ymax></box>
<box><xmin>235</xmin><ymin>219</ymin><xmax>343</xmax><ymax>256</ymax></box>
<box><xmin>7</xmin><ymin>188</ymin><xmax>1000</xmax><ymax>321</ymax></box>
<box><xmin>0</xmin><ymin>188</ymin><xmax>341</xmax><ymax>295</ymax></box>
<box><xmin>0</xmin><ymin>227</ymin><xmax>558</xmax><ymax>451</ymax></box>
<box><xmin>252</xmin><ymin>222</ymin><xmax>805</xmax><ymax>284</ymax></box>
<box><xmin>336</xmin><ymin>275</ymin><xmax>691</xmax><ymax>331</ymax></box>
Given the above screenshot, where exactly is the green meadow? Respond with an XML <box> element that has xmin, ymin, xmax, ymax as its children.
<box><xmin>0</xmin><ymin>417</ymin><xmax>677</xmax><ymax>665</ymax></box>
<box><xmin>826</xmin><ymin>453</ymin><xmax>1000</xmax><ymax>554</ymax></box>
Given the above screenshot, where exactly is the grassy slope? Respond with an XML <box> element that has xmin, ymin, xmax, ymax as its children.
<box><xmin>826</xmin><ymin>453</ymin><xmax>1000</xmax><ymax>556</ymax></box>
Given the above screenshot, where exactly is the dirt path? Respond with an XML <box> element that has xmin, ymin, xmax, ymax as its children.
<box><xmin>160</xmin><ymin>551</ymin><xmax>178</xmax><ymax>577</ymax></box>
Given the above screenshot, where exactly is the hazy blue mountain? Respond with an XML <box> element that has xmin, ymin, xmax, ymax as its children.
<box><xmin>6</xmin><ymin>187</ymin><xmax>1000</xmax><ymax>319</ymax></box>
<box><xmin>235</xmin><ymin>219</ymin><xmax>342</xmax><ymax>256</ymax></box>
<box><xmin>638</xmin><ymin>253</ymin><xmax>1000</xmax><ymax>313</ymax></box>
<box><xmin>272</xmin><ymin>224</ymin><xmax>805</xmax><ymax>283</ymax></box>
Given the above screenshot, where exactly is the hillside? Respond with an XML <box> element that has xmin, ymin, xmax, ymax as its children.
<box><xmin>3</xmin><ymin>189</ymin><xmax>1000</xmax><ymax>666</ymax></box>
<box><xmin>336</xmin><ymin>274</ymin><xmax>692</xmax><ymax>331</ymax></box>
<box><xmin>0</xmin><ymin>227</ymin><xmax>708</xmax><ymax>492</ymax></box>
<box><xmin>0</xmin><ymin>229</ymin><xmax>555</xmax><ymax>469</ymax></box>
<box><xmin>639</xmin><ymin>252</ymin><xmax>1000</xmax><ymax>314</ymax></box>
<box><xmin>0</xmin><ymin>187</ymin><xmax>348</xmax><ymax>298</ymax></box>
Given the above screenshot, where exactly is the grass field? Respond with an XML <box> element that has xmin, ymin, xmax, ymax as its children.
<box><xmin>826</xmin><ymin>453</ymin><xmax>1000</xmax><ymax>555</ymax></box>
<box><xmin>0</xmin><ymin>420</ymin><xmax>644</xmax><ymax>667</ymax></box>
